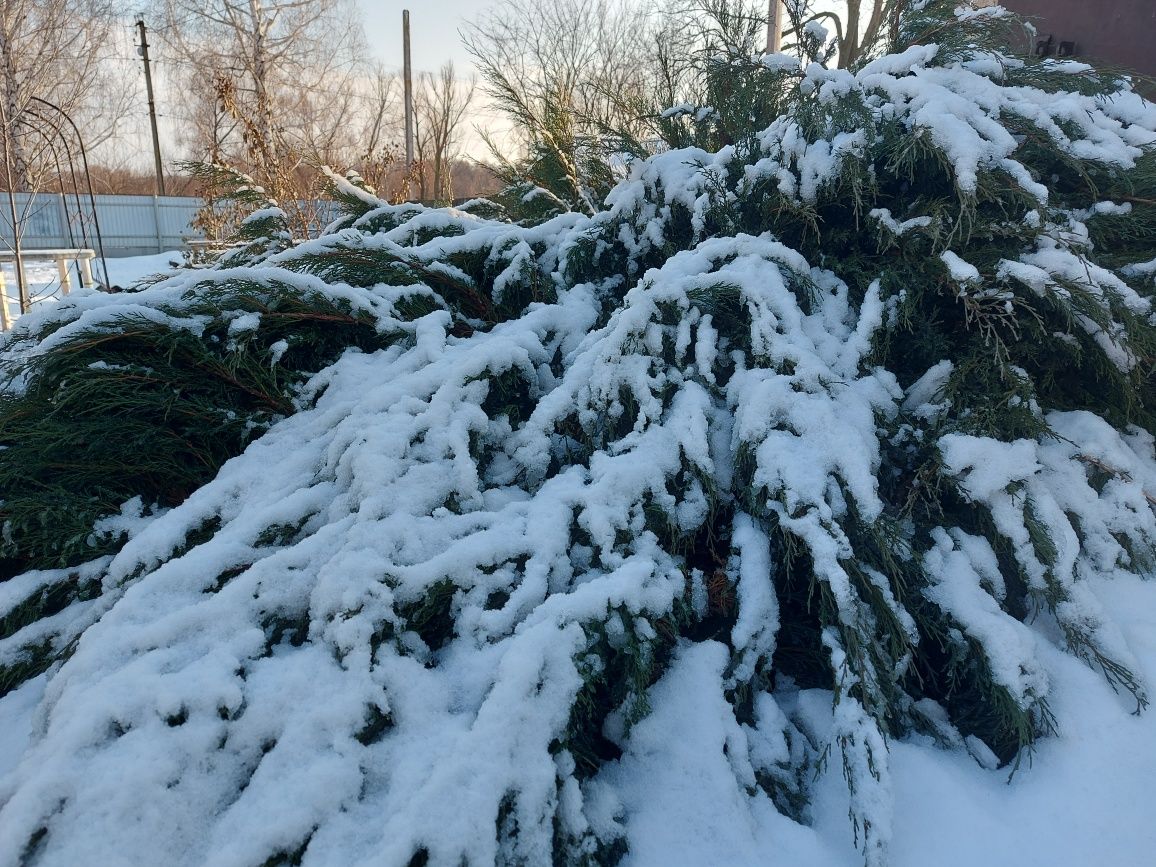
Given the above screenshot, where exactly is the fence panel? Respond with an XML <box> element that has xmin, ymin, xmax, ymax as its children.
<box><xmin>0</xmin><ymin>193</ymin><xmax>204</xmax><ymax>257</ymax></box>
<box><xmin>1</xmin><ymin>194</ymin><xmax>353</xmax><ymax>258</ymax></box>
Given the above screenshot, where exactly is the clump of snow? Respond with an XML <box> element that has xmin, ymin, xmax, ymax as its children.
<box><xmin>870</xmin><ymin>208</ymin><xmax>933</xmax><ymax>236</ymax></box>
<box><xmin>803</xmin><ymin>20</ymin><xmax>830</xmax><ymax>45</ymax></box>
<box><xmin>940</xmin><ymin>250</ymin><xmax>982</xmax><ymax>284</ymax></box>
<box><xmin>761</xmin><ymin>53</ymin><xmax>802</xmax><ymax>74</ymax></box>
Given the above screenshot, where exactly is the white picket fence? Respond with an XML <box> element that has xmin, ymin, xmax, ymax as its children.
<box><xmin>0</xmin><ymin>193</ymin><xmax>203</xmax><ymax>257</ymax></box>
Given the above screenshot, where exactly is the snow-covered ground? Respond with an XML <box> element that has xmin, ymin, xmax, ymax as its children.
<box><xmin>0</xmin><ymin>251</ymin><xmax>185</xmax><ymax>327</ymax></box>
<box><xmin>588</xmin><ymin>573</ymin><xmax>1156</xmax><ymax>867</ymax></box>
<box><xmin>1</xmin><ymin>576</ymin><xmax>1153</xmax><ymax>866</ymax></box>
<box><xmin>868</xmin><ymin>574</ymin><xmax>1156</xmax><ymax>867</ymax></box>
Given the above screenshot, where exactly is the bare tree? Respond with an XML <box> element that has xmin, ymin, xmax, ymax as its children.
<box><xmin>465</xmin><ymin>0</ymin><xmax>655</xmax><ymax>132</ymax></box>
<box><xmin>0</xmin><ymin>0</ymin><xmax>131</xmax><ymax>191</ymax></box>
<box><xmin>357</xmin><ymin>64</ymin><xmax>399</xmax><ymax>164</ymax></box>
<box><xmin>463</xmin><ymin>0</ymin><xmax>660</xmax><ymax>212</ymax></box>
<box><xmin>779</xmin><ymin>0</ymin><xmax>903</xmax><ymax>68</ymax></box>
<box><xmin>171</xmin><ymin>65</ymin><xmax>240</xmax><ymax>167</ymax></box>
<box><xmin>156</xmin><ymin>0</ymin><xmax>368</xmax><ymax>216</ymax></box>
<box><xmin>414</xmin><ymin>63</ymin><xmax>475</xmax><ymax>204</ymax></box>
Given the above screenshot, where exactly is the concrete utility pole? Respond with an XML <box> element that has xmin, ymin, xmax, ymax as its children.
<box><xmin>403</xmin><ymin>10</ymin><xmax>414</xmax><ymax>168</ymax></box>
<box><xmin>136</xmin><ymin>19</ymin><xmax>167</xmax><ymax>196</ymax></box>
<box><xmin>767</xmin><ymin>1</ymin><xmax>784</xmax><ymax>53</ymax></box>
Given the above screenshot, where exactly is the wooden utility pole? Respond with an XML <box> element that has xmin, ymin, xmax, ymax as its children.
<box><xmin>136</xmin><ymin>19</ymin><xmax>166</xmax><ymax>196</ymax></box>
<box><xmin>767</xmin><ymin>1</ymin><xmax>784</xmax><ymax>53</ymax></box>
<box><xmin>403</xmin><ymin>10</ymin><xmax>414</xmax><ymax>168</ymax></box>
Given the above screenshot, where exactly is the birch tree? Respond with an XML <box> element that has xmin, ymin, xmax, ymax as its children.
<box><xmin>0</xmin><ymin>0</ymin><xmax>130</xmax><ymax>191</ymax></box>
<box><xmin>157</xmin><ymin>0</ymin><xmax>367</xmax><ymax>205</ymax></box>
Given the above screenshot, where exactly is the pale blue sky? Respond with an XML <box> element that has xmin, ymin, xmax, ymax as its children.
<box><xmin>357</xmin><ymin>0</ymin><xmax>500</xmax><ymax>73</ymax></box>
<box><xmin>355</xmin><ymin>1</ymin><xmax>508</xmax><ymax>156</ymax></box>
<box><xmin>356</xmin><ymin>2</ymin><xmax>841</xmax><ymax>73</ymax></box>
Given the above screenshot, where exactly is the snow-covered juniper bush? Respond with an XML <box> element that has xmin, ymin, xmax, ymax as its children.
<box><xmin>1</xmin><ymin>3</ymin><xmax>1155</xmax><ymax>865</ymax></box>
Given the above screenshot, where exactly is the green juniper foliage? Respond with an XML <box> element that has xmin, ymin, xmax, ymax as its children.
<box><xmin>0</xmin><ymin>3</ymin><xmax>1154</xmax><ymax>866</ymax></box>
<box><xmin>184</xmin><ymin>162</ymin><xmax>294</xmax><ymax>260</ymax></box>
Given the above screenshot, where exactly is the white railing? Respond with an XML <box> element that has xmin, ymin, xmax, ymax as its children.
<box><xmin>0</xmin><ymin>248</ymin><xmax>96</xmax><ymax>330</ymax></box>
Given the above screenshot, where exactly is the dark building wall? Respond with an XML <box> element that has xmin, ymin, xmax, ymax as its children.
<box><xmin>1001</xmin><ymin>0</ymin><xmax>1156</xmax><ymax>80</ymax></box>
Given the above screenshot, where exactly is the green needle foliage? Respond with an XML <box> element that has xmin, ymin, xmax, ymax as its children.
<box><xmin>0</xmin><ymin>283</ymin><xmax>401</xmax><ymax>576</ymax></box>
<box><xmin>0</xmin><ymin>4</ymin><xmax>1154</xmax><ymax>866</ymax></box>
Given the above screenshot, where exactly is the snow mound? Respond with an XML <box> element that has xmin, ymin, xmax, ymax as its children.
<box><xmin>1</xmin><ymin>6</ymin><xmax>1155</xmax><ymax>865</ymax></box>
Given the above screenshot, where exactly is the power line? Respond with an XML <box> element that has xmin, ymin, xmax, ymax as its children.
<box><xmin>144</xmin><ymin>59</ymin><xmax>405</xmax><ymax>109</ymax></box>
